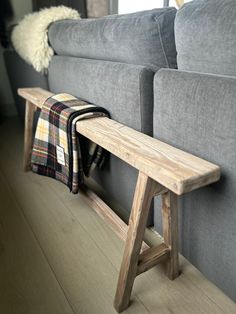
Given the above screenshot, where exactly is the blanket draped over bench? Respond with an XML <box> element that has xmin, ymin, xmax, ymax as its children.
<box><xmin>31</xmin><ymin>93</ymin><xmax>109</xmax><ymax>193</ymax></box>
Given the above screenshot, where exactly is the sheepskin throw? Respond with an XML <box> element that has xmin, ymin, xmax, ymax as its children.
<box><xmin>11</xmin><ymin>6</ymin><xmax>80</xmax><ymax>72</ymax></box>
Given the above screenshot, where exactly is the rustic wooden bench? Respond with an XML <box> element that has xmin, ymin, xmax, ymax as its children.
<box><xmin>18</xmin><ymin>87</ymin><xmax>221</xmax><ymax>313</ymax></box>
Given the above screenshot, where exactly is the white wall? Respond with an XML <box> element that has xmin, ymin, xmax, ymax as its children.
<box><xmin>0</xmin><ymin>0</ymin><xmax>32</xmax><ymax>116</ymax></box>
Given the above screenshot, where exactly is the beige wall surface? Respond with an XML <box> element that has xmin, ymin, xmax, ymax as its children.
<box><xmin>87</xmin><ymin>0</ymin><xmax>109</xmax><ymax>17</ymax></box>
<box><xmin>0</xmin><ymin>0</ymin><xmax>32</xmax><ymax>116</ymax></box>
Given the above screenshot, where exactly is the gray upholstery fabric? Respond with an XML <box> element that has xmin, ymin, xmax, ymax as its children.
<box><xmin>48</xmin><ymin>8</ymin><xmax>177</xmax><ymax>71</ymax></box>
<box><xmin>48</xmin><ymin>56</ymin><xmax>154</xmax><ymax>134</ymax></box>
<box><xmin>48</xmin><ymin>56</ymin><xmax>154</xmax><ymax>216</ymax></box>
<box><xmin>175</xmin><ymin>0</ymin><xmax>236</xmax><ymax>76</ymax></box>
<box><xmin>153</xmin><ymin>68</ymin><xmax>236</xmax><ymax>302</ymax></box>
<box><xmin>92</xmin><ymin>154</ymin><xmax>139</xmax><ymax>219</ymax></box>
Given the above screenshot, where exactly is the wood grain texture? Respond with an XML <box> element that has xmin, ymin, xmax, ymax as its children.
<box><xmin>17</xmin><ymin>87</ymin><xmax>221</xmax><ymax>195</ymax></box>
<box><xmin>162</xmin><ymin>192</ymin><xmax>179</xmax><ymax>280</ymax></box>
<box><xmin>18</xmin><ymin>88</ymin><xmax>53</xmax><ymax>108</ymax></box>
<box><xmin>76</xmin><ymin>118</ymin><xmax>220</xmax><ymax>195</ymax></box>
<box><xmin>114</xmin><ymin>172</ymin><xmax>157</xmax><ymax>312</ymax></box>
<box><xmin>23</xmin><ymin>100</ymin><xmax>35</xmax><ymax>172</ymax></box>
<box><xmin>137</xmin><ymin>243</ymin><xmax>170</xmax><ymax>276</ymax></box>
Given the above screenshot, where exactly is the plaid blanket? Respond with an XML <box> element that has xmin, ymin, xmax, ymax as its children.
<box><xmin>31</xmin><ymin>93</ymin><xmax>109</xmax><ymax>193</ymax></box>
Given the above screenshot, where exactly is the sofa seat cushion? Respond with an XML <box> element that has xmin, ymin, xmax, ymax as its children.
<box><xmin>175</xmin><ymin>0</ymin><xmax>236</xmax><ymax>76</ymax></box>
<box><xmin>48</xmin><ymin>8</ymin><xmax>177</xmax><ymax>71</ymax></box>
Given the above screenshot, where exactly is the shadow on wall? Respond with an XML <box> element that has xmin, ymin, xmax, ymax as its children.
<box><xmin>0</xmin><ymin>0</ymin><xmax>18</xmax><ymax>117</ymax></box>
<box><xmin>0</xmin><ymin>47</ymin><xmax>16</xmax><ymax>117</ymax></box>
<box><xmin>0</xmin><ymin>90</ymin><xmax>5</xmax><ymax>122</ymax></box>
<box><xmin>0</xmin><ymin>0</ymin><xmax>35</xmax><ymax>117</ymax></box>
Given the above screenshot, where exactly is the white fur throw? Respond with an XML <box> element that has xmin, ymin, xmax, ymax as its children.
<box><xmin>11</xmin><ymin>6</ymin><xmax>80</xmax><ymax>72</ymax></box>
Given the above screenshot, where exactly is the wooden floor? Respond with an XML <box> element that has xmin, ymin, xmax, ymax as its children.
<box><xmin>0</xmin><ymin>117</ymin><xmax>235</xmax><ymax>314</ymax></box>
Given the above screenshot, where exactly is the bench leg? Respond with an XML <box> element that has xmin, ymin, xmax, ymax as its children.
<box><xmin>113</xmin><ymin>171</ymin><xmax>157</xmax><ymax>313</ymax></box>
<box><xmin>162</xmin><ymin>191</ymin><xmax>179</xmax><ymax>280</ymax></box>
<box><xmin>23</xmin><ymin>100</ymin><xmax>35</xmax><ymax>172</ymax></box>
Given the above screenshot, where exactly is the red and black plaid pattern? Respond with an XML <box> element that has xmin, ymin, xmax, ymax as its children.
<box><xmin>31</xmin><ymin>93</ymin><xmax>109</xmax><ymax>193</ymax></box>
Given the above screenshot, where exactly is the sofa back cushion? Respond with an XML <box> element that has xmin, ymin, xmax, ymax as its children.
<box><xmin>48</xmin><ymin>56</ymin><xmax>154</xmax><ymax>216</ymax></box>
<box><xmin>175</xmin><ymin>0</ymin><xmax>236</xmax><ymax>76</ymax></box>
<box><xmin>48</xmin><ymin>8</ymin><xmax>177</xmax><ymax>71</ymax></box>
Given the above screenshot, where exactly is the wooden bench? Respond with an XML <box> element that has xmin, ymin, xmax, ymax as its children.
<box><xmin>18</xmin><ymin>87</ymin><xmax>221</xmax><ymax>313</ymax></box>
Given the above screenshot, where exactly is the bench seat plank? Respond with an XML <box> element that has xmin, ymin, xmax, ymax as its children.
<box><xmin>18</xmin><ymin>87</ymin><xmax>220</xmax><ymax>195</ymax></box>
<box><xmin>76</xmin><ymin>117</ymin><xmax>220</xmax><ymax>195</ymax></box>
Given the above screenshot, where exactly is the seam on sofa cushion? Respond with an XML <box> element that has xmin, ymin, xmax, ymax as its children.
<box><xmin>139</xmin><ymin>68</ymin><xmax>154</xmax><ymax>135</ymax></box>
<box><xmin>100</xmin><ymin>8</ymin><xmax>175</xmax><ymax>20</ymax></box>
<box><xmin>139</xmin><ymin>68</ymin><xmax>145</xmax><ymax>134</ymax></box>
<box><xmin>155</xmin><ymin>13</ymin><xmax>169</xmax><ymax>68</ymax></box>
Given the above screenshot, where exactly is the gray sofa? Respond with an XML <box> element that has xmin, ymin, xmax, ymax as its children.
<box><xmin>6</xmin><ymin>0</ymin><xmax>236</xmax><ymax>303</ymax></box>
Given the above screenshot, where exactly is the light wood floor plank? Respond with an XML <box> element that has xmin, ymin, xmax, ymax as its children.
<box><xmin>53</xmin><ymin>185</ymin><xmax>236</xmax><ymax>314</ymax></box>
<box><xmin>0</xmin><ymin>170</ymin><xmax>74</xmax><ymax>314</ymax></box>
<box><xmin>44</xmin><ymin>167</ymin><xmax>236</xmax><ymax>313</ymax></box>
